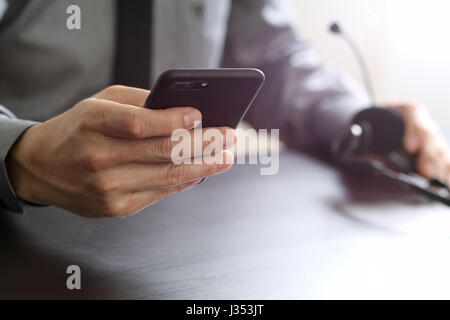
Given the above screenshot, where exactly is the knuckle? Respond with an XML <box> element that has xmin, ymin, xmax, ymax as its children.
<box><xmin>122</xmin><ymin>112</ymin><xmax>142</xmax><ymax>138</ymax></box>
<box><xmin>78</xmin><ymin>97</ymin><xmax>96</xmax><ymax>110</ymax></box>
<box><xmin>91</xmin><ymin>175</ymin><xmax>112</xmax><ymax>197</ymax></box>
<box><xmin>82</xmin><ymin>150</ymin><xmax>108</xmax><ymax>172</ymax></box>
<box><xmin>167</xmin><ymin>163</ymin><xmax>185</xmax><ymax>185</ymax></box>
<box><xmin>156</xmin><ymin>138</ymin><xmax>172</xmax><ymax>160</ymax></box>
<box><xmin>77</xmin><ymin>98</ymin><xmax>97</xmax><ymax>128</ymax></box>
<box><xmin>103</xmin><ymin>85</ymin><xmax>126</xmax><ymax>96</ymax></box>
<box><xmin>98</xmin><ymin>197</ymin><xmax>127</xmax><ymax>218</ymax></box>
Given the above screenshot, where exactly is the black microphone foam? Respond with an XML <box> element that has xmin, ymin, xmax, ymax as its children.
<box><xmin>329</xmin><ymin>22</ymin><xmax>341</xmax><ymax>34</ymax></box>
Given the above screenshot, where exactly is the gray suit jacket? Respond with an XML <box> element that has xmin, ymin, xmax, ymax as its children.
<box><xmin>0</xmin><ymin>0</ymin><xmax>369</xmax><ymax>213</ymax></box>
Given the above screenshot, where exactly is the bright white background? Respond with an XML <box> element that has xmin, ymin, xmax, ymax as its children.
<box><xmin>288</xmin><ymin>0</ymin><xmax>450</xmax><ymax>131</ymax></box>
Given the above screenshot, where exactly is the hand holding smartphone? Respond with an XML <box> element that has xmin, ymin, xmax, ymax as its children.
<box><xmin>144</xmin><ymin>68</ymin><xmax>265</xmax><ymax>183</ymax></box>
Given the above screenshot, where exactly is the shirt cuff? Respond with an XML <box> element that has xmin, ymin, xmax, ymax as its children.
<box><xmin>0</xmin><ymin>118</ymin><xmax>39</xmax><ymax>213</ymax></box>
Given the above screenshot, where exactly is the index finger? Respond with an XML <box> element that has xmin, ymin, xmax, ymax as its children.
<box><xmin>93</xmin><ymin>85</ymin><xmax>150</xmax><ymax>107</ymax></box>
<box><xmin>89</xmin><ymin>99</ymin><xmax>202</xmax><ymax>138</ymax></box>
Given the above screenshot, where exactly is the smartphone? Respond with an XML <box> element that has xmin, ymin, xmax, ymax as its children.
<box><xmin>144</xmin><ymin>68</ymin><xmax>265</xmax><ymax>128</ymax></box>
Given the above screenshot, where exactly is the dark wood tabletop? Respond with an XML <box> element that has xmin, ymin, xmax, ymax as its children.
<box><xmin>1</xmin><ymin>151</ymin><xmax>450</xmax><ymax>299</ymax></box>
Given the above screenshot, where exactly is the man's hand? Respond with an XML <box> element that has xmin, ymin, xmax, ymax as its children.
<box><xmin>386</xmin><ymin>101</ymin><xmax>450</xmax><ymax>185</ymax></box>
<box><xmin>5</xmin><ymin>85</ymin><xmax>236</xmax><ymax>218</ymax></box>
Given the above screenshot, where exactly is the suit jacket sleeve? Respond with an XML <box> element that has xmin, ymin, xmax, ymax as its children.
<box><xmin>222</xmin><ymin>0</ymin><xmax>371</xmax><ymax>151</ymax></box>
<box><xmin>0</xmin><ymin>105</ymin><xmax>38</xmax><ymax>213</ymax></box>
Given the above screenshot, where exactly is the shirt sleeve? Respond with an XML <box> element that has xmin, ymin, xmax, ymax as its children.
<box><xmin>0</xmin><ymin>105</ymin><xmax>38</xmax><ymax>213</ymax></box>
<box><xmin>222</xmin><ymin>0</ymin><xmax>371</xmax><ymax>152</ymax></box>
<box><xmin>0</xmin><ymin>0</ymin><xmax>8</xmax><ymax>21</ymax></box>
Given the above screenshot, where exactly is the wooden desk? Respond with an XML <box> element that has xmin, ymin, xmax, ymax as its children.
<box><xmin>1</xmin><ymin>151</ymin><xmax>450</xmax><ymax>299</ymax></box>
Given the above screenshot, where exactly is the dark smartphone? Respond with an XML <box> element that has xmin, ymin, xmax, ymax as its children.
<box><xmin>144</xmin><ymin>68</ymin><xmax>265</xmax><ymax>128</ymax></box>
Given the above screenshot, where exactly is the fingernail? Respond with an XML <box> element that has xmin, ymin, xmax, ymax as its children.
<box><xmin>222</xmin><ymin>128</ymin><xmax>237</xmax><ymax>147</ymax></box>
<box><xmin>220</xmin><ymin>151</ymin><xmax>234</xmax><ymax>169</ymax></box>
<box><xmin>184</xmin><ymin>109</ymin><xmax>202</xmax><ymax>129</ymax></box>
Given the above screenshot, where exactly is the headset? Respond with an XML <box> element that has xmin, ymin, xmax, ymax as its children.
<box><xmin>329</xmin><ymin>22</ymin><xmax>449</xmax><ymax>206</ymax></box>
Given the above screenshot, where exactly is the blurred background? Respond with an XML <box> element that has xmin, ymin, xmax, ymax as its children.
<box><xmin>288</xmin><ymin>0</ymin><xmax>450</xmax><ymax>132</ymax></box>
